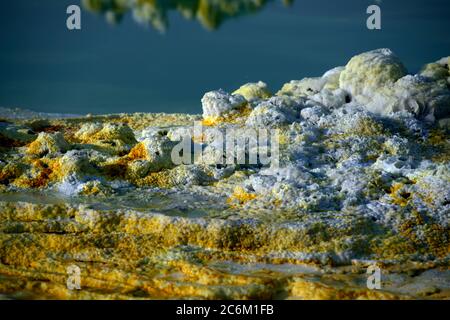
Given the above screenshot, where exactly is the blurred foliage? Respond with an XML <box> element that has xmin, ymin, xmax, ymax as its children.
<box><xmin>82</xmin><ymin>0</ymin><xmax>294</xmax><ymax>32</ymax></box>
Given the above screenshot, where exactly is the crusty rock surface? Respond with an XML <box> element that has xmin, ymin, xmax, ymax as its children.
<box><xmin>233</xmin><ymin>81</ymin><xmax>272</xmax><ymax>102</ymax></box>
<box><xmin>339</xmin><ymin>48</ymin><xmax>407</xmax><ymax>99</ymax></box>
<box><xmin>201</xmin><ymin>89</ymin><xmax>247</xmax><ymax>124</ymax></box>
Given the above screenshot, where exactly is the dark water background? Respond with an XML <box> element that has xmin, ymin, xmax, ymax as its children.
<box><xmin>0</xmin><ymin>0</ymin><xmax>449</xmax><ymax>115</ymax></box>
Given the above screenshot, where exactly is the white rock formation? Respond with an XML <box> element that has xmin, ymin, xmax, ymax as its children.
<box><xmin>339</xmin><ymin>48</ymin><xmax>407</xmax><ymax>99</ymax></box>
<box><xmin>201</xmin><ymin>89</ymin><xmax>246</xmax><ymax>119</ymax></box>
<box><xmin>232</xmin><ymin>81</ymin><xmax>272</xmax><ymax>102</ymax></box>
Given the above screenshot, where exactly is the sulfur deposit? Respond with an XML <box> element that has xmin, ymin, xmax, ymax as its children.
<box><xmin>0</xmin><ymin>49</ymin><xmax>449</xmax><ymax>300</ymax></box>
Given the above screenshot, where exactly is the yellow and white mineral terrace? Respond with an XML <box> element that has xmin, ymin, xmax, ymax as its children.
<box><xmin>0</xmin><ymin>49</ymin><xmax>449</xmax><ymax>299</ymax></box>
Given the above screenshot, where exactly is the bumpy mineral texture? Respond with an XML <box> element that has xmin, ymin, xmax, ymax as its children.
<box><xmin>0</xmin><ymin>49</ymin><xmax>449</xmax><ymax>300</ymax></box>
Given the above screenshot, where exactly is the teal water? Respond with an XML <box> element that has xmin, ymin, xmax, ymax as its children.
<box><xmin>0</xmin><ymin>0</ymin><xmax>449</xmax><ymax>115</ymax></box>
